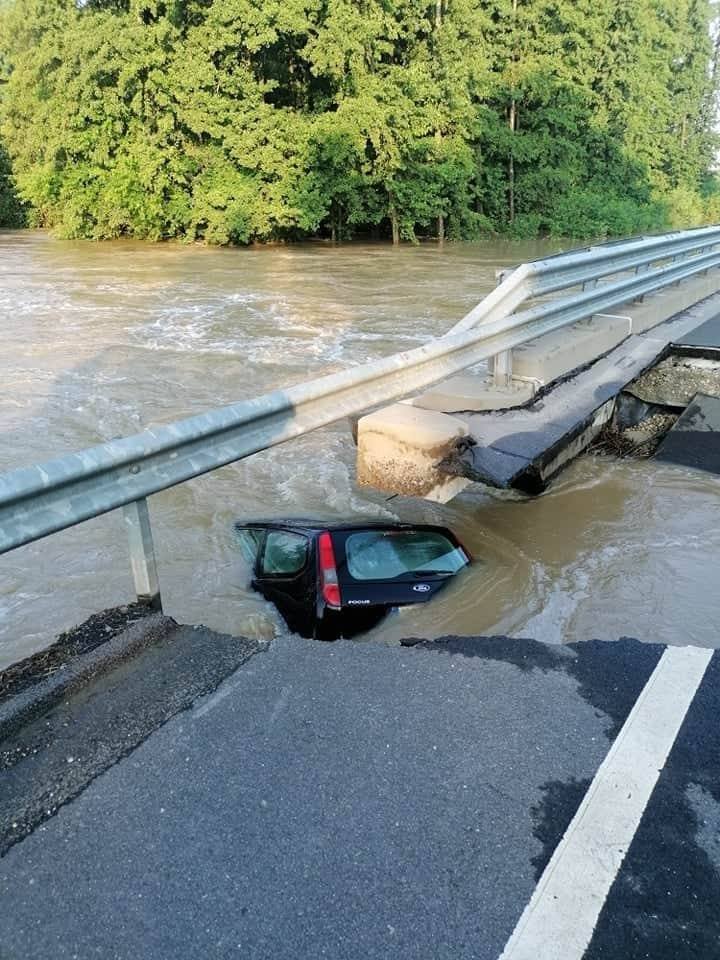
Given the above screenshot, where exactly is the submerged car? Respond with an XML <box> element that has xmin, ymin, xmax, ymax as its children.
<box><xmin>234</xmin><ymin>520</ymin><xmax>471</xmax><ymax>640</ymax></box>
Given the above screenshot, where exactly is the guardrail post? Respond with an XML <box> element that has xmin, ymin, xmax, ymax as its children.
<box><xmin>493</xmin><ymin>350</ymin><xmax>513</xmax><ymax>388</ymax></box>
<box><xmin>632</xmin><ymin>262</ymin><xmax>648</xmax><ymax>301</ymax></box>
<box><xmin>123</xmin><ymin>498</ymin><xmax>161</xmax><ymax>611</ymax></box>
<box><xmin>672</xmin><ymin>254</ymin><xmax>682</xmax><ymax>286</ymax></box>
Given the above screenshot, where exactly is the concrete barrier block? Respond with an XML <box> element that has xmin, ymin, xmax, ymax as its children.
<box><xmin>356</xmin><ymin>403</ymin><xmax>471</xmax><ymax>503</ymax></box>
<box><xmin>412</xmin><ymin>374</ymin><xmax>536</xmax><ymax>412</ymax></box>
<box><xmin>497</xmin><ymin>313</ymin><xmax>631</xmax><ymax>384</ymax></box>
<box><xmin>627</xmin><ymin>273</ymin><xmax>720</xmax><ymax>334</ymax></box>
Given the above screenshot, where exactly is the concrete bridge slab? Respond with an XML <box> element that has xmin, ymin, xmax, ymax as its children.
<box><xmin>672</xmin><ymin>308</ymin><xmax>720</xmax><ymax>358</ymax></box>
<box><xmin>357</xmin><ymin>288</ymin><xmax>720</xmax><ymax>497</ymax></box>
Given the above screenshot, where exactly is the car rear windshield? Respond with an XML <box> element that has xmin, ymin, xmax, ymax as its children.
<box><xmin>344</xmin><ymin>530</ymin><xmax>468</xmax><ymax>581</ymax></box>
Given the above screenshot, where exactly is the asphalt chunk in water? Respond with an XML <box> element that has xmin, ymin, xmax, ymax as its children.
<box><xmin>0</xmin><ymin>625</ymin><xmax>262</xmax><ymax>857</ymax></box>
<box><xmin>655</xmin><ymin>392</ymin><xmax>720</xmax><ymax>475</ymax></box>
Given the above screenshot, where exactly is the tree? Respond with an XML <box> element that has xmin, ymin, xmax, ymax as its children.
<box><xmin>0</xmin><ymin>0</ymin><xmax>716</xmax><ymax>241</ymax></box>
<box><xmin>0</xmin><ymin>142</ymin><xmax>24</xmax><ymax>226</ymax></box>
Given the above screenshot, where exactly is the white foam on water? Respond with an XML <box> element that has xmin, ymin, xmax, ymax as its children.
<box><xmin>517</xmin><ymin>543</ymin><xmax>625</xmax><ymax>644</ymax></box>
<box><xmin>274</xmin><ymin>433</ymin><xmax>400</xmax><ymax>521</ymax></box>
<box><xmin>121</xmin><ymin>281</ymin><xmax>437</xmax><ymax>365</ymax></box>
<box><xmin>517</xmin><ymin>579</ymin><xmax>587</xmax><ymax>645</ymax></box>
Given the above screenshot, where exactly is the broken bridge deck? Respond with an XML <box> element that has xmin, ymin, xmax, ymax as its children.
<box><xmin>444</xmin><ymin>295</ymin><xmax>720</xmax><ymax>493</ymax></box>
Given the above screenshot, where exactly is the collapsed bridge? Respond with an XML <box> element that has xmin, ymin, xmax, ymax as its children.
<box><xmin>356</xmin><ymin>229</ymin><xmax>720</xmax><ymax>499</ymax></box>
<box><xmin>1</xmin><ymin>227</ymin><xmax>720</xmax><ymax>611</ymax></box>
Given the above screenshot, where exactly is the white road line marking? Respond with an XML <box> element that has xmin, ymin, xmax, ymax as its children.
<box><xmin>500</xmin><ymin>644</ymin><xmax>713</xmax><ymax>960</ymax></box>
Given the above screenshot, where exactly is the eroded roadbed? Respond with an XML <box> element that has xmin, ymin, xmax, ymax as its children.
<box><xmin>3</xmin><ymin>632</ymin><xmax>707</xmax><ymax>960</ymax></box>
<box><xmin>0</xmin><ymin>623</ymin><xmax>261</xmax><ymax>855</ymax></box>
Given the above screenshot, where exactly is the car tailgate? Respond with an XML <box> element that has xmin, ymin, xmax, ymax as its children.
<box><xmin>332</xmin><ymin>526</ymin><xmax>469</xmax><ymax>609</ymax></box>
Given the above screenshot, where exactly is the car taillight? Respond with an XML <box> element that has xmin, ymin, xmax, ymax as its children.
<box><xmin>318</xmin><ymin>531</ymin><xmax>341</xmax><ymax>608</ymax></box>
<box><xmin>457</xmin><ymin>537</ymin><xmax>473</xmax><ymax>563</ymax></box>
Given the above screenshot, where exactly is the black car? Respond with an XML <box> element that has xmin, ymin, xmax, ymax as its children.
<box><xmin>234</xmin><ymin>520</ymin><xmax>471</xmax><ymax>640</ymax></box>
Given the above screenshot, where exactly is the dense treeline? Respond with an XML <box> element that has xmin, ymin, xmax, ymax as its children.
<box><xmin>0</xmin><ymin>0</ymin><xmax>718</xmax><ymax>242</ymax></box>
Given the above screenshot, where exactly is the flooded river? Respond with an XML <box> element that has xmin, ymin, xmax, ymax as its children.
<box><xmin>1</xmin><ymin>230</ymin><xmax>719</xmax><ymax>668</ymax></box>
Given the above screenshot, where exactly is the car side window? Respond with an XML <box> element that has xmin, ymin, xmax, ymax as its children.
<box><xmin>236</xmin><ymin>528</ymin><xmax>264</xmax><ymax>567</ymax></box>
<box><xmin>261</xmin><ymin>531</ymin><xmax>308</xmax><ymax>576</ymax></box>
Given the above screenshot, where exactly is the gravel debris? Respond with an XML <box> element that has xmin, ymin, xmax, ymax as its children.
<box><xmin>590</xmin><ymin>411</ymin><xmax>679</xmax><ymax>458</ymax></box>
<box><xmin>627</xmin><ymin>356</ymin><xmax>720</xmax><ymax>406</ymax></box>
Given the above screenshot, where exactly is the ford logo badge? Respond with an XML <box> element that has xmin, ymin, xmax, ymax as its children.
<box><xmin>412</xmin><ymin>583</ymin><xmax>431</xmax><ymax>593</ymax></box>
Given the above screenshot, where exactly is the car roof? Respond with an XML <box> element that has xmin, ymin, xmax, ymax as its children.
<box><xmin>233</xmin><ymin>518</ymin><xmax>456</xmax><ymax>535</ymax></box>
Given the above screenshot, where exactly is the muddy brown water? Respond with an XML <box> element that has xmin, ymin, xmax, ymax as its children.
<box><xmin>1</xmin><ymin>230</ymin><xmax>719</xmax><ymax>668</ymax></box>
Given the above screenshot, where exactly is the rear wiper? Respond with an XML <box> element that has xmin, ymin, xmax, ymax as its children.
<box><xmin>411</xmin><ymin>569</ymin><xmax>452</xmax><ymax>577</ymax></box>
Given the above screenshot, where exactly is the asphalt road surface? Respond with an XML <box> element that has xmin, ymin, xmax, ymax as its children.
<box><xmin>1</xmin><ymin>631</ymin><xmax>718</xmax><ymax>960</ymax></box>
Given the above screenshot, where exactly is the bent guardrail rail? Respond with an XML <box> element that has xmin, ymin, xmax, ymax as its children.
<box><xmin>1</xmin><ymin>226</ymin><xmax>719</xmax><ymax>608</ymax></box>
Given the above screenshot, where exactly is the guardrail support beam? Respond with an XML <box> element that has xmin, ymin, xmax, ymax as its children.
<box><xmin>123</xmin><ymin>497</ymin><xmax>161</xmax><ymax>611</ymax></box>
<box><xmin>493</xmin><ymin>349</ymin><xmax>513</xmax><ymax>388</ymax></box>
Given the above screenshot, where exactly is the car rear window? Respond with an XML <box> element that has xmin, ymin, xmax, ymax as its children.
<box><xmin>344</xmin><ymin>530</ymin><xmax>467</xmax><ymax>581</ymax></box>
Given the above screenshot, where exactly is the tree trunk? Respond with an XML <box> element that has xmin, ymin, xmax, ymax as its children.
<box><xmin>435</xmin><ymin>0</ymin><xmax>444</xmax><ymax>242</ymax></box>
<box><xmin>508</xmin><ymin>99</ymin><xmax>516</xmax><ymax>224</ymax></box>
<box><xmin>508</xmin><ymin>0</ymin><xmax>518</xmax><ymax>225</ymax></box>
<box><xmin>390</xmin><ymin>204</ymin><xmax>400</xmax><ymax>245</ymax></box>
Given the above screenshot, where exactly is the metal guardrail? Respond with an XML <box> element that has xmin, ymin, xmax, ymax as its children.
<box><xmin>447</xmin><ymin>225</ymin><xmax>720</xmax><ymax>339</ymax></box>
<box><xmin>1</xmin><ymin>226</ymin><xmax>719</xmax><ymax>607</ymax></box>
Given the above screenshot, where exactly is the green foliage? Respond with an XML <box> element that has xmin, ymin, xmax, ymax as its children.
<box><xmin>544</xmin><ymin>191</ymin><xmax>668</xmax><ymax>240</ymax></box>
<box><xmin>0</xmin><ymin>0</ymin><xmax>717</xmax><ymax>242</ymax></box>
<box><xmin>0</xmin><ymin>142</ymin><xmax>24</xmax><ymax>226</ymax></box>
